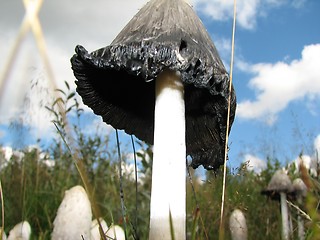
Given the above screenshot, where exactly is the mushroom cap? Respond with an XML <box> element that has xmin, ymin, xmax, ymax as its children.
<box><xmin>229</xmin><ymin>209</ymin><xmax>247</xmax><ymax>240</ymax></box>
<box><xmin>7</xmin><ymin>221</ymin><xmax>31</xmax><ymax>240</ymax></box>
<box><xmin>262</xmin><ymin>170</ymin><xmax>293</xmax><ymax>200</ymax></box>
<box><xmin>105</xmin><ymin>225</ymin><xmax>125</xmax><ymax>240</ymax></box>
<box><xmin>267</xmin><ymin>170</ymin><xmax>292</xmax><ymax>192</ymax></box>
<box><xmin>292</xmin><ymin>178</ymin><xmax>308</xmax><ymax>198</ymax></box>
<box><xmin>91</xmin><ymin>218</ymin><xmax>108</xmax><ymax>240</ymax></box>
<box><xmin>71</xmin><ymin>0</ymin><xmax>236</xmax><ymax>170</ymax></box>
<box><xmin>52</xmin><ymin>185</ymin><xmax>92</xmax><ymax>240</ymax></box>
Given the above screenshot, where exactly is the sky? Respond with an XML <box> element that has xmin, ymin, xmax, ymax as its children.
<box><xmin>0</xmin><ymin>0</ymin><xmax>319</xmax><ymax>173</ymax></box>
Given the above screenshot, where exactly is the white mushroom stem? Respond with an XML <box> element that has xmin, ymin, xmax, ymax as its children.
<box><xmin>297</xmin><ymin>196</ymin><xmax>304</xmax><ymax>240</ymax></box>
<box><xmin>149</xmin><ymin>69</ymin><xmax>186</xmax><ymax>240</ymax></box>
<box><xmin>280</xmin><ymin>192</ymin><xmax>290</xmax><ymax>240</ymax></box>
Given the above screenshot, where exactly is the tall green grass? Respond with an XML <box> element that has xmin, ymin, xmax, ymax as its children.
<box><xmin>0</xmin><ymin>85</ymin><xmax>319</xmax><ymax>239</ymax></box>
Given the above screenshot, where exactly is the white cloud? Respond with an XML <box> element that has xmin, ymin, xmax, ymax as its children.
<box><xmin>293</xmin><ymin>154</ymin><xmax>318</xmax><ymax>177</ymax></box>
<box><xmin>292</xmin><ymin>0</ymin><xmax>307</xmax><ymax>9</ymax></box>
<box><xmin>0</xmin><ymin>146</ymin><xmax>25</xmax><ymax>170</ymax></box>
<box><xmin>1</xmin><ymin>146</ymin><xmax>14</xmax><ymax>162</ymax></box>
<box><xmin>0</xmin><ymin>35</ymin><xmax>57</xmax><ymax>139</ymax></box>
<box><xmin>288</xmin><ymin>135</ymin><xmax>320</xmax><ymax>176</ymax></box>
<box><xmin>0</xmin><ymin>0</ymin><xmax>149</xmax><ymax>143</ymax></box>
<box><xmin>191</xmin><ymin>0</ymin><xmax>306</xmax><ymax>30</ymax></box>
<box><xmin>192</xmin><ymin>0</ymin><xmax>259</xmax><ymax>29</ymax></box>
<box><xmin>213</xmin><ymin>37</ymin><xmax>232</xmax><ymax>70</ymax></box>
<box><xmin>237</xmin><ymin>44</ymin><xmax>320</xmax><ymax>123</ymax></box>
<box><xmin>243</xmin><ymin>154</ymin><xmax>267</xmax><ymax>173</ymax></box>
<box><xmin>116</xmin><ymin>161</ymin><xmax>145</xmax><ymax>184</ymax></box>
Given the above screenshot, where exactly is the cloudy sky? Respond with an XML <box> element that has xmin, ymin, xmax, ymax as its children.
<box><xmin>0</xmin><ymin>0</ymin><xmax>319</xmax><ymax>172</ymax></box>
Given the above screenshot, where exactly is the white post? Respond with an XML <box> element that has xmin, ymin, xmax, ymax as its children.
<box><xmin>149</xmin><ymin>69</ymin><xmax>186</xmax><ymax>240</ymax></box>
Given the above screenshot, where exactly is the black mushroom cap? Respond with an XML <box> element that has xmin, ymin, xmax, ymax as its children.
<box><xmin>70</xmin><ymin>0</ymin><xmax>236</xmax><ymax>170</ymax></box>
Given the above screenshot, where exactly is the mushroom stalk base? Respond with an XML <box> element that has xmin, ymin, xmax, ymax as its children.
<box><xmin>280</xmin><ymin>192</ymin><xmax>290</xmax><ymax>240</ymax></box>
<box><xmin>297</xmin><ymin>197</ymin><xmax>304</xmax><ymax>240</ymax></box>
<box><xmin>149</xmin><ymin>69</ymin><xmax>186</xmax><ymax>240</ymax></box>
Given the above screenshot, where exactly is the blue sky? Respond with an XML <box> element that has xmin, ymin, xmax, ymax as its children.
<box><xmin>0</xmin><ymin>0</ymin><xmax>319</xmax><ymax>173</ymax></box>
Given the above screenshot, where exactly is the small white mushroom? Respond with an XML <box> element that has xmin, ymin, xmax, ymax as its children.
<box><xmin>0</xmin><ymin>228</ymin><xmax>7</xmax><ymax>240</ymax></box>
<box><xmin>52</xmin><ymin>185</ymin><xmax>92</xmax><ymax>240</ymax></box>
<box><xmin>264</xmin><ymin>170</ymin><xmax>292</xmax><ymax>240</ymax></box>
<box><xmin>7</xmin><ymin>221</ymin><xmax>31</xmax><ymax>240</ymax></box>
<box><xmin>229</xmin><ymin>209</ymin><xmax>247</xmax><ymax>240</ymax></box>
<box><xmin>292</xmin><ymin>178</ymin><xmax>308</xmax><ymax>240</ymax></box>
<box><xmin>293</xmin><ymin>178</ymin><xmax>308</xmax><ymax>199</ymax></box>
<box><xmin>105</xmin><ymin>224</ymin><xmax>125</xmax><ymax>240</ymax></box>
<box><xmin>91</xmin><ymin>218</ymin><xmax>108</xmax><ymax>240</ymax></box>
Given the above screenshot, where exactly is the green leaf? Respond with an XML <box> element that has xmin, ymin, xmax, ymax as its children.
<box><xmin>66</xmin><ymin>104</ymin><xmax>77</xmax><ymax>113</ymax></box>
<box><xmin>45</xmin><ymin>106</ymin><xmax>59</xmax><ymax>119</ymax></box>
<box><xmin>64</xmin><ymin>81</ymin><xmax>70</xmax><ymax>90</ymax></box>
<box><xmin>55</xmin><ymin>89</ymin><xmax>66</xmax><ymax>96</ymax></box>
<box><xmin>52</xmin><ymin>97</ymin><xmax>64</xmax><ymax>107</ymax></box>
<box><xmin>67</xmin><ymin>92</ymin><xmax>76</xmax><ymax>100</ymax></box>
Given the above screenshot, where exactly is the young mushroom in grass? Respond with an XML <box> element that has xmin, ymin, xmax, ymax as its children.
<box><xmin>262</xmin><ymin>170</ymin><xmax>293</xmax><ymax>240</ymax></box>
<box><xmin>91</xmin><ymin>218</ymin><xmax>108</xmax><ymax>240</ymax></box>
<box><xmin>105</xmin><ymin>224</ymin><xmax>126</xmax><ymax>240</ymax></box>
<box><xmin>0</xmin><ymin>229</ymin><xmax>6</xmax><ymax>240</ymax></box>
<box><xmin>229</xmin><ymin>209</ymin><xmax>248</xmax><ymax>240</ymax></box>
<box><xmin>0</xmin><ymin>230</ymin><xmax>6</xmax><ymax>240</ymax></box>
<box><xmin>71</xmin><ymin>0</ymin><xmax>236</xmax><ymax>239</ymax></box>
<box><xmin>52</xmin><ymin>185</ymin><xmax>92</xmax><ymax>240</ymax></box>
<box><xmin>292</xmin><ymin>178</ymin><xmax>308</xmax><ymax>240</ymax></box>
<box><xmin>7</xmin><ymin>221</ymin><xmax>31</xmax><ymax>240</ymax></box>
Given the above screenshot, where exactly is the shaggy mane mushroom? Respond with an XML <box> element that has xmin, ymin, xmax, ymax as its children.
<box><xmin>71</xmin><ymin>0</ymin><xmax>236</xmax><ymax>239</ymax></box>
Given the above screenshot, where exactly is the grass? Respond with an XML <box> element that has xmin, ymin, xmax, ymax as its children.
<box><xmin>0</xmin><ymin>85</ymin><xmax>319</xmax><ymax>239</ymax></box>
<box><xmin>1</xmin><ymin>142</ymin><xmax>320</xmax><ymax>239</ymax></box>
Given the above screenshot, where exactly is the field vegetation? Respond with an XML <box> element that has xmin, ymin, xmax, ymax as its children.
<box><xmin>1</xmin><ymin>85</ymin><xmax>319</xmax><ymax>239</ymax></box>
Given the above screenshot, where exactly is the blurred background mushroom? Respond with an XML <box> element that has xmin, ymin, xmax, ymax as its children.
<box><xmin>0</xmin><ymin>228</ymin><xmax>6</xmax><ymax>240</ymax></box>
<box><xmin>0</xmin><ymin>228</ymin><xmax>7</xmax><ymax>240</ymax></box>
<box><xmin>292</xmin><ymin>178</ymin><xmax>308</xmax><ymax>202</ymax></box>
<box><xmin>262</xmin><ymin>169</ymin><xmax>293</xmax><ymax>240</ymax></box>
<box><xmin>91</xmin><ymin>218</ymin><xmax>108</xmax><ymax>240</ymax></box>
<box><xmin>229</xmin><ymin>209</ymin><xmax>247</xmax><ymax>240</ymax></box>
<box><xmin>105</xmin><ymin>224</ymin><xmax>125</xmax><ymax>240</ymax></box>
<box><xmin>51</xmin><ymin>185</ymin><xmax>92</xmax><ymax>240</ymax></box>
<box><xmin>71</xmin><ymin>0</ymin><xmax>236</xmax><ymax>238</ymax></box>
<box><xmin>292</xmin><ymin>178</ymin><xmax>308</xmax><ymax>240</ymax></box>
<box><xmin>7</xmin><ymin>221</ymin><xmax>31</xmax><ymax>240</ymax></box>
